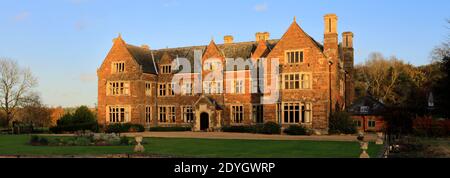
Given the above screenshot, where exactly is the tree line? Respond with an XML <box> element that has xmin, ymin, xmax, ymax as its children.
<box><xmin>354</xmin><ymin>20</ymin><xmax>450</xmax><ymax>119</ymax></box>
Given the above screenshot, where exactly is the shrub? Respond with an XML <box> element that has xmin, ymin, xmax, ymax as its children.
<box><xmin>284</xmin><ymin>125</ymin><xmax>311</xmax><ymax>135</ymax></box>
<box><xmin>222</xmin><ymin>122</ymin><xmax>281</xmax><ymax>134</ymax></box>
<box><xmin>73</xmin><ymin>137</ymin><xmax>92</xmax><ymax>146</ymax></box>
<box><xmin>261</xmin><ymin>122</ymin><xmax>281</xmax><ymax>134</ymax></box>
<box><xmin>39</xmin><ymin>137</ymin><xmax>49</xmax><ymax>145</ymax></box>
<box><xmin>221</xmin><ymin>126</ymin><xmax>255</xmax><ymax>133</ymax></box>
<box><xmin>105</xmin><ymin>123</ymin><xmax>145</xmax><ymax>133</ymax></box>
<box><xmin>30</xmin><ymin>135</ymin><xmax>40</xmax><ymax>145</ymax></box>
<box><xmin>329</xmin><ymin>111</ymin><xmax>357</xmax><ymax>134</ymax></box>
<box><xmin>29</xmin><ymin>135</ymin><xmax>49</xmax><ymax>146</ymax></box>
<box><xmin>119</xmin><ymin>137</ymin><xmax>130</xmax><ymax>145</ymax></box>
<box><xmin>149</xmin><ymin>126</ymin><xmax>192</xmax><ymax>132</ymax></box>
<box><xmin>50</xmin><ymin>106</ymin><xmax>98</xmax><ymax>133</ymax></box>
<box><xmin>129</xmin><ymin>124</ymin><xmax>145</xmax><ymax>132</ymax></box>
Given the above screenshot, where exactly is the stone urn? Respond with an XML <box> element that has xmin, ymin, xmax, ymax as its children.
<box><xmin>134</xmin><ymin>136</ymin><xmax>145</xmax><ymax>153</ymax></box>
<box><xmin>376</xmin><ymin>132</ymin><xmax>384</xmax><ymax>145</ymax></box>
<box><xmin>359</xmin><ymin>141</ymin><xmax>370</xmax><ymax>158</ymax></box>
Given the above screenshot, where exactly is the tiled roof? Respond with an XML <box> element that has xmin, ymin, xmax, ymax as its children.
<box><xmin>126</xmin><ymin>44</ymin><xmax>158</xmax><ymax>74</ymax></box>
<box><xmin>125</xmin><ymin>37</ymin><xmax>327</xmax><ymax>74</ymax></box>
<box><xmin>127</xmin><ymin>40</ymin><xmax>280</xmax><ymax>74</ymax></box>
<box><xmin>347</xmin><ymin>96</ymin><xmax>387</xmax><ymax>116</ymax></box>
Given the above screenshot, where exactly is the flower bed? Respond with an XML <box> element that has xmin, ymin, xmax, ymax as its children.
<box><xmin>29</xmin><ymin>133</ymin><xmax>141</xmax><ymax>146</ymax></box>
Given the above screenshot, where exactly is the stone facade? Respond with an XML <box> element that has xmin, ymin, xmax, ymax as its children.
<box><xmin>97</xmin><ymin>14</ymin><xmax>355</xmax><ymax>134</ymax></box>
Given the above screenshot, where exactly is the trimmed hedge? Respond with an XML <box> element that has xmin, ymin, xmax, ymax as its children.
<box><xmin>222</xmin><ymin>122</ymin><xmax>281</xmax><ymax>135</ymax></box>
<box><xmin>221</xmin><ymin>125</ymin><xmax>255</xmax><ymax>133</ymax></box>
<box><xmin>105</xmin><ymin>123</ymin><xmax>145</xmax><ymax>133</ymax></box>
<box><xmin>149</xmin><ymin>126</ymin><xmax>192</xmax><ymax>132</ymax></box>
<box><xmin>284</xmin><ymin>125</ymin><xmax>311</xmax><ymax>135</ymax></box>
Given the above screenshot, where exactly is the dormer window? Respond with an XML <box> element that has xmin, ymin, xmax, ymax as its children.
<box><xmin>204</xmin><ymin>61</ymin><xmax>221</xmax><ymax>71</ymax></box>
<box><xmin>360</xmin><ymin>106</ymin><xmax>369</xmax><ymax>114</ymax></box>
<box><xmin>161</xmin><ymin>65</ymin><xmax>172</xmax><ymax>74</ymax></box>
<box><xmin>286</xmin><ymin>50</ymin><xmax>304</xmax><ymax>64</ymax></box>
<box><xmin>112</xmin><ymin>62</ymin><xmax>125</xmax><ymax>73</ymax></box>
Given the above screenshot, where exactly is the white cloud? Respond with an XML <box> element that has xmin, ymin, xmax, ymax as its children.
<box><xmin>13</xmin><ymin>11</ymin><xmax>30</xmax><ymax>22</ymax></box>
<box><xmin>254</xmin><ymin>3</ymin><xmax>268</xmax><ymax>12</ymax></box>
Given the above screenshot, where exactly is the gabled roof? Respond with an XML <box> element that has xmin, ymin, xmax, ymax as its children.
<box><xmin>194</xmin><ymin>94</ymin><xmax>224</xmax><ymax>110</ymax></box>
<box><xmin>268</xmin><ymin>20</ymin><xmax>325</xmax><ymax>59</ymax></box>
<box><xmin>125</xmin><ymin>44</ymin><xmax>158</xmax><ymax>74</ymax></box>
<box><xmin>126</xmin><ymin>41</ymin><xmax>272</xmax><ymax>75</ymax></box>
<box><xmin>347</xmin><ymin>96</ymin><xmax>387</xmax><ymax>116</ymax></box>
<box><xmin>117</xmin><ymin>20</ymin><xmax>331</xmax><ymax>75</ymax></box>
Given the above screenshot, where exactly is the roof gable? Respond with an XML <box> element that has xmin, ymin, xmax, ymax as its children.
<box><xmin>99</xmin><ymin>35</ymin><xmax>144</xmax><ymax>74</ymax></box>
<box><xmin>267</xmin><ymin>21</ymin><xmax>325</xmax><ymax>60</ymax></box>
<box><xmin>251</xmin><ymin>40</ymin><xmax>270</xmax><ymax>59</ymax></box>
<box><xmin>159</xmin><ymin>51</ymin><xmax>173</xmax><ymax>64</ymax></box>
<box><xmin>203</xmin><ymin>40</ymin><xmax>224</xmax><ymax>60</ymax></box>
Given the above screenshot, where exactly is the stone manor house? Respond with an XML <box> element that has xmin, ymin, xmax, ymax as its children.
<box><xmin>97</xmin><ymin>14</ymin><xmax>355</xmax><ymax>134</ymax></box>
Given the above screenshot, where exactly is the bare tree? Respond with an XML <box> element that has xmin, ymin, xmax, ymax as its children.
<box><xmin>16</xmin><ymin>94</ymin><xmax>52</xmax><ymax>127</ymax></box>
<box><xmin>0</xmin><ymin>58</ymin><xmax>38</xmax><ymax>126</ymax></box>
<box><xmin>355</xmin><ymin>53</ymin><xmax>416</xmax><ymax>105</ymax></box>
<box><xmin>432</xmin><ymin>19</ymin><xmax>450</xmax><ymax>62</ymax></box>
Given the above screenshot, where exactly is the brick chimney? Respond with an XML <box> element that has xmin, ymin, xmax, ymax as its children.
<box><xmin>224</xmin><ymin>35</ymin><xmax>234</xmax><ymax>44</ymax></box>
<box><xmin>255</xmin><ymin>32</ymin><xmax>270</xmax><ymax>41</ymax></box>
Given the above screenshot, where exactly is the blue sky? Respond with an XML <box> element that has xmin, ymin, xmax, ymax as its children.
<box><xmin>0</xmin><ymin>0</ymin><xmax>449</xmax><ymax>107</ymax></box>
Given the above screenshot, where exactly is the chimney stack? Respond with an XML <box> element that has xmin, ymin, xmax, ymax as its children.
<box><xmin>224</xmin><ymin>35</ymin><xmax>234</xmax><ymax>44</ymax></box>
<box><xmin>141</xmin><ymin>44</ymin><xmax>150</xmax><ymax>50</ymax></box>
<box><xmin>255</xmin><ymin>32</ymin><xmax>270</xmax><ymax>41</ymax></box>
<box><xmin>342</xmin><ymin>32</ymin><xmax>354</xmax><ymax>48</ymax></box>
<box><xmin>323</xmin><ymin>14</ymin><xmax>339</xmax><ymax>58</ymax></box>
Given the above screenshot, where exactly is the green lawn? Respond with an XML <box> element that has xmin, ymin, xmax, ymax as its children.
<box><xmin>0</xmin><ymin>135</ymin><xmax>382</xmax><ymax>158</ymax></box>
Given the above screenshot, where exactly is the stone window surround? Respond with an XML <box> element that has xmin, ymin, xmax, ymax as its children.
<box><xmin>251</xmin><ymin>104</ymin><xmax>264</xmax><ymax>123</ymax></box>
<box><xmin>106</xmin><ymin>105</ymin><xmax>131</xmax><ymax>123</ymax></box>
<box><xmin>158</xmin><ymin>105</ymin><xmax>176</xmax><ymax>124</ymax></box>
<box><xmin>232</xmin><ymin>79</ymin><xmax>245</xmax><ymax>94</ymax></box>
<box><xmin>181</xmin><ymin>105</ymin><xmax>194</xmax><ymax>123</ymax></box>
<box><xmin>161</xmin><ymin>65</ymin><xmax>172</xmax><ymax>74</ymax></box>
<box><xmin>203</xmin><ymin>81</ymin><xmax>223</xmax><ymax>94</ymax></box>
<box><xmin>158</xmin><ymin>83</ymin><xmax>166</xmax><ymax>96</ymax></box>
<box><xmin>107</xmin><ymin>81</ymin><xmax>130</xmax><ymax>96</ymax></box>
<box><xmin>282</xmin><ymin>73</ymin><xmax>312</xmax><ymax>90</ymax></box>
<box><xmin>145</xmin><ymin>82</ymin><xmax>152</xmax><ymax>96</ymax></box>
<box><xmin>230</xmin><ymin>104</ymin><xmax>245</xmax><ymax>124</ymax></box>
<box><xmin>368</xmin><ymin>120</ymin><xmax>376</xmax><ymax>128</ymax></box>
<box><xmin>157</xmin><ymin>83</ymin><xmax>176</xmax><ymax>97</ymax></box>
<box><xmin>111</xmin><ymin>61</ymin><xmax>125</xmax><ymax>74</ymax></box>
<box><xmin>279</xmin><ymin>102</ymin><xmax>313</xmax><ymax>124</ymax></box>
<box><xmin>285</xmin><ymin>50</ymin><xmax>305</xmax><ymax>64</ymax></box>
<box><xmin>145</xmin><ymin>105</ymin><xmax>151</xmax><ymax>123</ymax></box>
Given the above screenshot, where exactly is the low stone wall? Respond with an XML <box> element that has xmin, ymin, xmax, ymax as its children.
<box><xmin>0</xmin><ymin>154</ymin><xmax>175</xmax><ymax>158</ymax></box>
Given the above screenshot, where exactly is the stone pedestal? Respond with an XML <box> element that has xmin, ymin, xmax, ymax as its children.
<box><xmin>359</xmin><ymin>142</ymin><xmax>370</xmax><ymax>158</ymax></box>
<box><xmin>134</xmin><ymin>136</ymin><xmax>145</xmax><ymax>153</ymax></box>
<box><xmin>376</xmin><ymin>132</ymin><xmax>384</xmax><ymax>145</ymax></box>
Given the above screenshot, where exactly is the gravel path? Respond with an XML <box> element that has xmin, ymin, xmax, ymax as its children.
<box><xmin>122</xmin><ymin>132</ymin><xmax>377</xmax><ymax>142</ymax></box>
<box><xmin>37</xmin><ymin>132</ymin><xmax>377</xmax><ymax>142</ymax></box>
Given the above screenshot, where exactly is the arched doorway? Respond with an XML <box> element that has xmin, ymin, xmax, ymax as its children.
<box><xmin>200</xmin><ymin>112</ymin><xmax>209</xmax><ymax>131</ymax></box>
